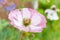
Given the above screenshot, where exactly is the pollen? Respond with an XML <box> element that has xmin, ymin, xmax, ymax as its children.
<box><xmin>23</xmin><ymin>18</ymin><xmax>31</xmax><ymax>26</ymax></box>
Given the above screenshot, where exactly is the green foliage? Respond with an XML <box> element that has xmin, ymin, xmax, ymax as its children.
<box><xmin>0</xmin><ymin>19</ymin><xmax>9</xmax><ymax>32</ymax></box>
<box><xmin>0</xmin><ymin>26</ymin><xmax>20</xmax><ymax>40</ymax></box>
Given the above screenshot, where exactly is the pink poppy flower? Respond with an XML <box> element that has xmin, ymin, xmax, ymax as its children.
<box><xmin>8</xmin><ymin>8</ymin><xmax>46</xmax><ymax>32</ymax></box>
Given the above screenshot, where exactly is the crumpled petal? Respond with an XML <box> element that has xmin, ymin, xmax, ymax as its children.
<box><xmin>22</xmin><ymin>8</ymin><xmax>31</xmax><ymax>18</ymax></box>
<box><xmin>31</xmin><ymin>13</ymin><xmax>41</xmax><ymax>25</ymax></box>
<box><xmin>29</xmin><ymin>25</ymin><xmax>43</xmax><ymax>32</ymax></box>
<box><xmin>37</xmin><ymin>14</ymin><xmax>47</xmax><ymax>28</ymax></box>
<box><xmin>8</xmin><ymin>9</ymin><xmax>23</xmax><ymax>26</ymax></box>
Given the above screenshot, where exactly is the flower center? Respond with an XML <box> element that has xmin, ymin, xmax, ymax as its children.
<box><xmin>52</xmin><ymin>8</ymin><xmax>56</xmax><ymax>10</ymax></box>
<box><xmin>23</xmin><ymin>18</ymin><xmax>31</xmax><ymax>26</ymax></box>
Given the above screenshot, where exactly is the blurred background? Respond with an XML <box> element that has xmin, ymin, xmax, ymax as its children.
<box><xmin>0</xmin><ymin>0</ymin><xmax>60</xmax><ymax>40</ymax></box>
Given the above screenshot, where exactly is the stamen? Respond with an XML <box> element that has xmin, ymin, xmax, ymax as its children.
<box><xmin>23</xmin><ymin>18</ymin><xmax>31</xmax><ymax>26</ymax></box>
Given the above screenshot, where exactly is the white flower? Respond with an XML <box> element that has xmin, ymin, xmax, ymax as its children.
<box><xmin>45</xmin><ymin>9</ymin><xmax>59</xmax><ymax>20</ymax></box>
<box><xmin>50</xmin><ymin>5</ymin><xmax>56</xmax><ymax>9</ymax></box>
<box><xmin>32</xmin><ymin>0</ymin><xmax>38</xmax><ymax>9</ymax></box>
<box><xmin>50</xmin><ymin>5</ymin><xmax>60</xmax><ymax>12</ymax></box>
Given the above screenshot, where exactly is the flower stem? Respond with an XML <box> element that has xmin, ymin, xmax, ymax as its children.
<box><xmin>20</xmin><ymin>32</ymin><xmax>25</xmax><ymax>40</ymax></box>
